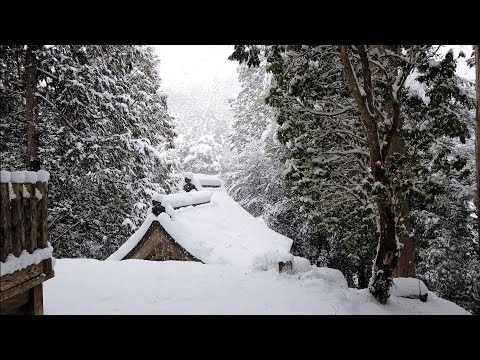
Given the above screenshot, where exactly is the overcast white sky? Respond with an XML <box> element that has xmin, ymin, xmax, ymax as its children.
<box><xmin>153</xmin><ymin>45</ymin><xmax>475</xmax><ymax>93</ymax></box>
<box><xmin>154</xmin><ymin>45</ymin><xmax>239</xmax><ymax>91</ymax></box>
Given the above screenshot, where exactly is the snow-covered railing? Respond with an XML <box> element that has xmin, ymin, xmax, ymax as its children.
<box><xmin>0</xmin><ymin>170</ymin><xmax>50</xmax><ymax>262</ymax></box>
<box><xmin>0</xmin><ymin>170</ymin><xmax>54</xmax><ymax>315</ymax></box>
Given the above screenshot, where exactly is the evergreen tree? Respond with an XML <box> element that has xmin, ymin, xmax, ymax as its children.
<box><xmin>230</xmin><ymin>45</ymin><xmax>475</xmax><ymax>303</ymax></box>
<box><xmin>1</xmin><ymin>45</ymin><xmax>179</xmax><ymax>259</ymax></box>
<box><xmin>226</xmin><ymin>58</ymin><xmax>317</xmax><ymax>260</ymax></box>
<box><xmin>182</xmin><ymin>134</ymin><xmax>222</xmax><ymax>175</ymax></box>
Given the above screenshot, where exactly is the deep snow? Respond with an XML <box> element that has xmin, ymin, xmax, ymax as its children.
<box><xmin>43</xmin><ymin>259</ymin><xmax>470</xmax><ymax>315</ymax></box>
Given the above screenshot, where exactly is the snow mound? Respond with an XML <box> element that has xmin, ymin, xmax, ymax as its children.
<box><xmin>24</xmin><ymin>171</ymin><xmax>38</xmax><ymax>183</ymax></box>
<box><xmin>0</xmin><ymin>170</ymin><xmax>11</xmax><ymax>183</ymax></box>
<box><xmin>299</xmin><ymin>267</ymin><xmax>348</xmax><ymax>289</ymax></box>
<box><xmin>292</xmin><ymin>256</ymin><xmax>312</xmax><ymax>273</ymax></box>
<box><xmin>37</xmin><ymin>170</ymin><xmax>50</xmax><ymax>183</ymax></box>
<box><xmin>152</xmin><ymin>190</ymin><xmax>212</xmax><ymax>208</ymax></box>
<box><xmin>251</xmin><ymin>251</ymin><xmax>294</xmax><ymax>271</ymax></box>
<box><xmin>10</xmin><ymin>171</ymin><xmax>26</xmax><ymax>183</ymax></box>
<box><xmin>392</xmin><ymin>277</ymin><xmax>429</xmax><ymax>299</ymax></box>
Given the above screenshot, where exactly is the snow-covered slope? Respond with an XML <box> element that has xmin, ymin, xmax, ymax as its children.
<box><xmin>109</xmin><ymin>188</ymin><xmax>293</xmax><ymax>269</ymax></box>
<box><xmin>43</xmin><ymin>259</ymin><xmax>470</xmax><ymax>315</ymax></box>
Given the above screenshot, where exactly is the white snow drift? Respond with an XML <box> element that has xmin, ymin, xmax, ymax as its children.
<box><xmin>43</xmin><ymin>259</ymin><xmax>470</xmax><ymax>315</ymax></box>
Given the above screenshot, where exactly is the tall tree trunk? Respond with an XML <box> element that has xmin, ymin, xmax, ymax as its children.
<box><xmin>370</xmin><ymin>192</ymin><xmax>399</xmax><ymax>303</ymax></box>
<box><xmin>373</xmin><ymin>45</ymin><xmax>416</xmax><ymax>278</ymax></box>
<box><xmin>339</xmin><ymin>45</ymin><xmax>400</xmax><ymax>303</ymax></box>
<box><xmin>475</xmin><ymin>44</ymin><xmax>480</xmax><ymax>258</ymax></box>
<box><xmin>389</xmin><ymin>125</ymin><xmax>415</xmax><ymax>278</ymax></box>
<box><xmin>25</xmin><ymin>46</ymin><xmax>38</xmax><ymax>170</ymax></box>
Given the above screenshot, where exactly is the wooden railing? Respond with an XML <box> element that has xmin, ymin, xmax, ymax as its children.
<box><xmin>0</xmin><ymin>176</ymin><xmax>48</xmax><ymax>261</ymax></box>
<box><xmin>0</xmin><ymin>171</ymin><xmax>54</xmax><ymax>315</ymax></box>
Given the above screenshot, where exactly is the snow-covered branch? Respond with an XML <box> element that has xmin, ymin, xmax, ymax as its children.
<box><xmin>34</xmin><ymin>92</ymin><xmax>81</xmax><ymax>135</ymax></box>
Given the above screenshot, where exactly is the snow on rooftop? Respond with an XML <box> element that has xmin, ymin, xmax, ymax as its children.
<box><xmin>158</xmin><ymin>189</ymin><xmax>293</xmax><ymax>268</ymax></box>
<box><xmin>109</xmin><ymin>184</ymin><xmax>293</xmax><ymax>269</ymax></box>
<box><xmin>152</xmin><ymin>190</ymin><xmax>212</xmax><ymax>208</ymax></box>
<box><xmin>107</xmin><ymin>212</ymin><xmax>158</xmax><ymax>261</ymax></box>
<box><xmin>184</xmin><ymin>172</ymin><xmax>224</xmax><ymax>189</ymax></box>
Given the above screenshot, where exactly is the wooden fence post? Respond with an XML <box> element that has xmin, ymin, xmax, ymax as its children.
<box><xmin>11</xmin><ymin>182</ymin><xmax>25</xmax><ymax>257</ymax></box>
<box><xmin>36</xmin><ymin>182</ymin><xmax>48</xmax><ymax>249</ymax></box>
<box><xmin>0</xmin><ymin>183</ymin><xmax>13</xmax><ymax>262</ymax></box>
<box><xmin>26</xmin><ymin>183</ymin><xmax>38</xmax><ymax>253</ymax></box>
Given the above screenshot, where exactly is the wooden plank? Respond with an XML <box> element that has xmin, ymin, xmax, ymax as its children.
<box><xmin>1</xmin><ymin>303</ymin><xmax>29</xmax><ymax>315</ymax></box>
<box><xmin>0</xmin><ymin>288</ymin><xmax>31</xmax><ymax>315</ymax></box>
<box><xmin>0</xmin><ymin>258</ymin><xmax>52</xmax><ymax>292</ymax></box>
<box><xmin>28</xmin><ymin>284</ymin><xmax>43</xmax><ymax>315</ymax></box>
<box><xmin>23</xmin><ymin>184</ymin><xmax>34</xmax><ymax>253</ymax></box>
<box><xmin>11</xmin><ymin>182</ymin><xmax>25</xmax><ymax>257</ymax></box>
<box><xmin>36</xmin><ymin>182</ymin><xmax>48</xmax><ymax>249</ymax></box>
<box><xmin>43</xmin><ymin>257</ymin><xmax>53</xmax><ymax>273</ymax></box>
<box><xmin>0</xmin><ymin>270</ymin><xmax>54</xmax><ymax>302</ymax></box>
<box><xmin>27</xmin><ymin>183</ymin><xmax>37</xmax><ymax>253</ymax></box>
<box><xmin>0</xmin><ymin>183</ymin><xmax>12</xmax><ymax>262</ymax></box>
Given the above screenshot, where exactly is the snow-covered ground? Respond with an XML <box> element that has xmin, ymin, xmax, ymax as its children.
<box><xmin>43</xmin><ymin>259</ymin><xmax>470</xmax><ymax>315</ymax></box>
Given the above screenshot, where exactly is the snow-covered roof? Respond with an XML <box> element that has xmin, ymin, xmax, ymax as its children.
<box><xmin>109</xmin><ymin>182</ymin><xmax>293</xmax><ymax>269</ymax></box>
<box><xmin>183</xmin><ymin>173</ymin><xmax>224</xmax><ymax>190</ymax></box>
<box><xmin>152</xmin><ymin>190</ymin><xmax>212</xmax><ymax>208</ymax></box>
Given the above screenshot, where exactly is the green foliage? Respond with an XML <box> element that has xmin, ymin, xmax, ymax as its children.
<box><xmin>229</xmin><ymin>44</ymin><xmax>479</xmax><ymax>311</ymax></box>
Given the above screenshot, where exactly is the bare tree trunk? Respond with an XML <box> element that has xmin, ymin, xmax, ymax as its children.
<box><xmin>475</xmin><ymin>44</ymin><xmax>480</xmax><ymax>258</ymax></box>
<box><xmin>25</xmin><ymin>46</ymin><xmax>39</xmax><ymax>171</ymax></box>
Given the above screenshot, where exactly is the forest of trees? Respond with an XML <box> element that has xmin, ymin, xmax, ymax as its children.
<box><xmin>1</xmin><ymin>45</ymin><xmax>179</xmax><ymax>259</ymax></box>
<box><xmin>1</xmin><ymin>45</ymin><xmax>478</xmax><ymax>314</ymax></box>
<box><xmin>226</xmin><ymin>45</ymin><xmax>479</xmax><ymax>313</ymax></box>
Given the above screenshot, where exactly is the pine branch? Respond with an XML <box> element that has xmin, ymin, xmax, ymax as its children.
<box><xmin>34</xmin><ymin>92</ymin><xmax>81</xmax><ymax>135</ymax></box>
<box><xmin>36</xmin><ymin>67</ymin><xmax>59</xmax><ymax>80</ymax></box>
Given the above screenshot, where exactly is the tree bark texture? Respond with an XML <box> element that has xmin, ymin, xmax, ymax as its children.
<box><xmin>25</xmin><ymin>46</ymin><xmax>38</xmax><ymax>171</ymax></box>
<box><xmin>339</xmin><ymin>45</ymin><xmax>401</xmax><ymax>303</ymax></box>
<box><xmin>475</xmin><ymin>45</ymin><xmax>480</xmax><ymax>257</ymax></box>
